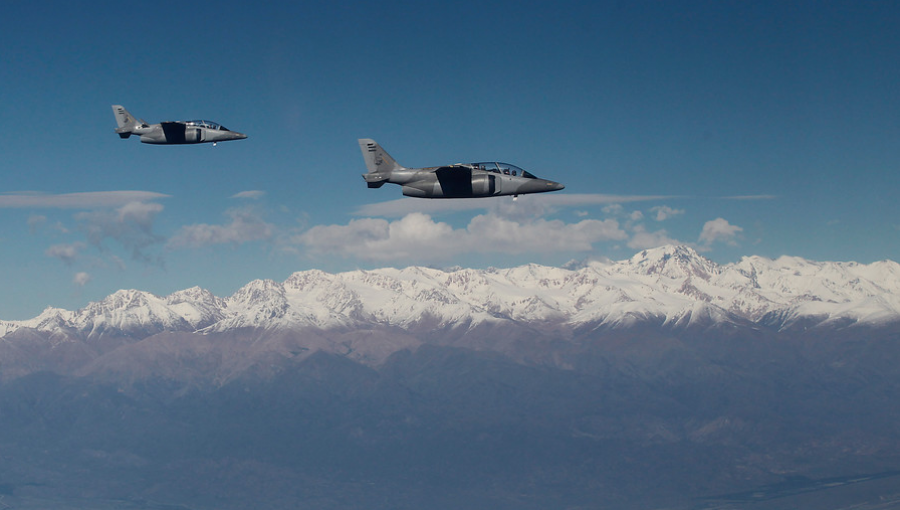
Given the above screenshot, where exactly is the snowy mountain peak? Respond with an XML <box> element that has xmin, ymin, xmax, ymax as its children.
<box><xmin>167</xmin><ymin>286</ymin><xmax>220</xmax><ymax>305</ymax></box>
<box><xmin>88</xmin><ymin>289</ymin><xmax>159</xmax><ymax>313</ymax></box>
<box><xmin>165</xmin><ymin>287</ymin><xmax>226</xmax><ymax>330</ymax></box>
<box><xmin>626</xmin><ymin>245</ymin><xmax>719</xmax><ymax>281</ymax></box>
<box><xmin>284</xmin><ymin>269</ymin><xmax>332</xmax><ymax>290</ymax></box>
<box><xmin>222</xmin><ymin>279</ymin><xmax>289</xmax><ymax>326</ymax></box>
<box><xmin>29</xmin><ymin>307</ymin><xmax>76</xmax><ymax>329</ymax></box>
<box><xmin>1</xmin><ymin>246</ymin><xmax>898</xmax><ymax>341</ymax></box>
<box><xmin>227</xmin><ymin>279</ymin><xmax>286</xmax><ymax>307</ymax></box>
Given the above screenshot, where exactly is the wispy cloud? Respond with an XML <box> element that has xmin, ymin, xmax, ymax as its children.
<box><xmin>650</xmin><ymin>205</ymin><xmax>685</xmax><ymax>221</ymax></box>
<box><xmin>167</xmin><ymin>206</ymin><xmax>274</xmax><ymax>249</ymax></box>
<box><xmin>45</xmin><ymin>242</ymin><xmax>85</xmax><ymax>265</ymax></box>
<box><xmin>0</xmin><ymin>191</ymin><xmax>170</xmax><ymax>209</ymax></box>
<box><xmin>27</xmin><ymin>215</ymin><xmax>47</xmax><ymax>233</ymax></box>
<box><xmin>231</xmin><ymin>190</ymin><xmax>266</xmax><ymax>200</ymax></box>
<box><xmin>720</xmin><ymin>195</ymin><xmax>777</xmax><ymax>201</ymax></box>
<box><xmin>76</xmin><ymin>201</ymin><xmax>165</xmax><ymax>264</ymax></box>
<box><xmin>355</xmin><ymin>194</ymin><xmax>679</xmax><ymax>218</ymax></box>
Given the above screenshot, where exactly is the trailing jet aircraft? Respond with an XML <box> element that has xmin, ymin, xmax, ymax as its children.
<box><xmin>358</xmin><ymin>139</ymin><xmax>564</xmax><ymax>198</ymax></box>
<box><xmin>112</xmin><ymin>105</ymin><xmax>247</xmax><ymax>145</ymax></box>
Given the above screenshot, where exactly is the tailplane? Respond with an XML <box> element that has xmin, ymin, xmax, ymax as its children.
<box><xmin>111</xmin><ymin>105</ymin><xmax>147</xmax><ymax>138</ymax></box>
<box><xmin>358</xmin><ymin>138</ymin><xmax>403</xmax><ymax>187</ymax></box>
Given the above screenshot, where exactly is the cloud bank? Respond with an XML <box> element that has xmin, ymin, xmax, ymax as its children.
<box><xmin>25</xmin><ymin>188</ymin><xmax>751</xmax><ymax>288</ymax></box>
<box><xmin>296</xmin><ymin>212</ymin><xmax>626</xmax><ymax>262</ymax></box>
<box><xmin>355</xmin><ymin>193</ymin><xmax>679</xmax><ymax>218</ymax></box>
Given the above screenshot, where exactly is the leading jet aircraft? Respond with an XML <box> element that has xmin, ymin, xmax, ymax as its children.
<box><xmin>112</xmin><ymin>105</ymin><xmax>247</xmax><ymax>145</ymax></box>
<box><xmin>359</xmin><ymin>139</ymin><xmax>564</xmax><ymax>198</ymax></box>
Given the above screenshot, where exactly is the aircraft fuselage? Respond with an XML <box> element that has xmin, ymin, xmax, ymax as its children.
<box><xmin>112</xmin><ymin>106</ymin><xmax>247</xmax><ymax>145</ymax></box>
<box><xmin>359</xmin><ymin>139</ymin><xmax>564</xmax><ymax>198</ymax></box>
<box><xmin>133</xmin><ymin>121</ymin><xmax>248</xmax><ymax>145</ymax></box>
<box><xmin>391</xmin><ymin>164</ymin><xmax>563</xmax><ymax>198</ymax></box>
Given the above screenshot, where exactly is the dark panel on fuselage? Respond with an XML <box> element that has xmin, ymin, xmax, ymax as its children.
<box><xmin>161</xmin><ymin>122</ymin><xmax>188</xmax><ymax>144</ymax></box>
<box><xmin>434</xmin><ymin>166</ymin><xmax>473</xmax><ymax>197</ymax></box>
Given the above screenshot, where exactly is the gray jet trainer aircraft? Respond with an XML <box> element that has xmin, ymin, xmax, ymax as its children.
<box><xmin>359</xmin><ymin>139</ymin><xmax>564</xmax><ymax>198</ymax></box>
<box><xmin>112</xmin><ymin>105</ymin><xmax>247</xmax><ymax>145</ymax></box>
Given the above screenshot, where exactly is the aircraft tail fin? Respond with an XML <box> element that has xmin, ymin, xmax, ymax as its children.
<box><xmin>359</xmin><ymin>138</ymin><xmax>404</xmax><ymax>173</ymax></box>
<box><xmin>359</xmin><ymin>139</ymin><xmax>404</xmax><ymax>188</ymax></box>
<box><xmin>112</xmin><ymin>105</ymin><xmax>146</xmax><ymax>137</ymax></box>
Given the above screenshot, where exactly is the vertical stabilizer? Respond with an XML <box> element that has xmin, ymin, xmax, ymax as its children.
<box><xmin>112</xmin><ymin>105</ymin><xmax>140</xmax><ymax>129</ymax></box>
<box><xmin>112</xmin><ymin>105</ymin><xmax>150</xmax><ymax>140</ymax></box>
<box><xmin>358</xmin><ymin>139</ymin><xmax>404</xmax><ymax>174</ymax></box>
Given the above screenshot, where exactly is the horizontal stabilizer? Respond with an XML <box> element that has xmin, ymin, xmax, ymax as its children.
<box><xmin>364</xmin><ymin>173</ymin><xmax>389</xmax><ymax>187</ymax></box>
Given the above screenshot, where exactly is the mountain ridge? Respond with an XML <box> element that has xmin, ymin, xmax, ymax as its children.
<box><xmin>3</xmin><ymin>245</ymin><xmax>899</xmax><ymax>342</ymax></box>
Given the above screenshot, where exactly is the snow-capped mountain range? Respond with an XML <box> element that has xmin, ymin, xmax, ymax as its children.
<box><xmin>3</xmin><ymin>245</ymin><xmax>899</xmax><ymax>342</ymax></box>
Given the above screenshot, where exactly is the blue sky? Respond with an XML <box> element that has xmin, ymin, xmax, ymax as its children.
<box><xmin>1</xmin><ymin>1</ymin><xmax>898</xmax><ymax>319</ymax></box>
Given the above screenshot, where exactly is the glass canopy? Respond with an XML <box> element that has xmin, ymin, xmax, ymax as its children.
<box><xmin>184</xmin><ymin>120</ymin><xmax>229</xmax><ymax>131</ymax></box>
<box><xmin>471</xmin><ymin>162</ymin><xmax>536</xmax><ymax>178</ymax></box>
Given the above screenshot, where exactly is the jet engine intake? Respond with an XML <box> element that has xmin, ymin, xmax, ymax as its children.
<box><xmin>470</xmin><ymin>174</ymin><xmax>496</xmax><ymax>196</ymax></box>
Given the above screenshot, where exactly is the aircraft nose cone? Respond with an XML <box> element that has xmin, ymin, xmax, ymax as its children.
<box><xmin>234</xmin><ymin>132</ymin><xmax>248</xmax><ymax>140</ymax></box>
<box><xmin>537</xmin><ymin>180</ymin><xmax>565</xmax><ymax>193</ymax></box>
<box><xmin>518</xmin><ymin>178</ymin><xmax>565</xmax><ymax>194</ymax></box>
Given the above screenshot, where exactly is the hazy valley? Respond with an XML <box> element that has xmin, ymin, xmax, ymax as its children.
<box><xmin>1</xmin><ymin>245</ymin><xmax>899</xmax><ymax>509</ymax></box>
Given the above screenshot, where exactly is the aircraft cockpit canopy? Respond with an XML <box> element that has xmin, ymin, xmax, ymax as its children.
<box><xmin>185</xmin><ymin>120</ymin><xmax>230</xmax><ymax>131</ymax></box>
<box><xmin>472</xmin><ymin>162</ymin><xmax>536</xmax><ymax>178</ymax></box>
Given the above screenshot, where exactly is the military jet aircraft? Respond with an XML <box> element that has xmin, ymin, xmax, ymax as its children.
<box><xmin>112</xmin><ymin>105</ymin><xmax>247</xmax><ymax>145</ymax></box>
<box><xmin>359</xmin><ymin>139</ymin><xmax>564</xmax><ymax>198</ymax></box>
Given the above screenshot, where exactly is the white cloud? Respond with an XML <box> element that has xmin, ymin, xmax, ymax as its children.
<box><xmin>296</xmin><ymin>212</ymin><xmax>627</xmax><ymax>262</ymax></box>
<box><xmin>167</xmin><ymin>206</ymin><xmax>273</xmax><ymax>249</ymax></box>
<box><xmin>627</xmin><ymin>225</ymin><xmax>681</xmax><ymax>250</ymax></box>
<box><xmin>650</xmin><ymin>205</ymin><xmax>684</xmax><ymax>221</ymax></box>
<box><xmin>45</xmin><ymin>242</ymin><xmax>85</xmax><ymax>265</ymax></box>
<box><xmin>467</xmin><ymin>215</ymin><xmax>627</xmax><ymax>254</ymax></box>
<box><xmin>231</xmin><ymin>190</ymin><xmax>266</xmax><ymax>200</ymax></box>
<box><xmin>0</xmin><ymin>191</ymin><xmax>169</xmax><ymax>209</ymax></box>
<box><xmin>297</xmin><ymin>214</ymin><xmax>463</xmax><ymax>261</ymax></box>
<box><xmin>699</xmin><ymin>218</ymin><xmax>743</xmax><ymax>246</ymax></box>
<box><xmin>118</xmin><ymin>201</ymin><xmax>164</xmax><ymax>227</ymax></box>
<box><xmin>73</xmin><ymin>272</ymin><xmax>91</xmax><ymax>286</ymax></box>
